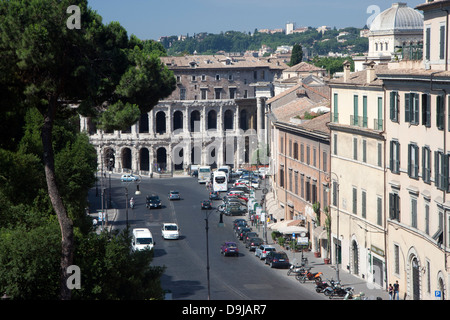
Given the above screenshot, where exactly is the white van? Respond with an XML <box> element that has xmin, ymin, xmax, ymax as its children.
<box><xmin>132</xmin><ymin>228</ymin><xmax>155</xmax><ymax>251</ymax></box>
<box><xmin>161</xmin><ymin>223</ymin><xmax>180</xmax><ymax>240</ymax></box>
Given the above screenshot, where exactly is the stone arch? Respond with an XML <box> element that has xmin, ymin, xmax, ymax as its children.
<box><xmin>190</xmin><ymin>110</ymin><xmax>201</xmax><ymax>132</ymax></box>
<box><xmin>207</xmin><ymin>109</ymin><xmax>217</xmax><ymax>130</ymax></box>
<box><xmin>224</xmin><ymin>109</ymin><xmax>234</xmax><ymax>130</ymax></box>
<box><xmin>140</xmin><ymin>147</ymin><xmax>150</xmax><ymax>171</ymax></box>
<box><xmin>173</xmin><ymin>110</ymin><xmax>183</xmax><ymax>131</ymax></box>
<box><xmin>121</xmin><ymin>147</ymin><xmax>132</xmax><ymax>171</ymax></box>
<box><xmin>139</xmin><ymin>113</ymin><xmax>149</xmax><ymax>133</ymax></box>
<box><xmin>155</xmin><ymin>111</ymin><xmax>166</xmax><ymax>134</ymax></box>
<box><xmin>156</xmin><ymin>147</ymin><xmax>167</xmax><ymax>171</ymax></box>
<box><xmin>103</xmin><ymin>147</ymin><xmax>115</xmax><ymax>171</ymax></box>
<box><xmin>437</xmin><ymin>271</ymin><xmax>446</xmax><ymax>300</ymax></box>
<box><xmin>406</xmin><ymin>247</ymin><xmax>421</xmax><ymax>300</ymax></box>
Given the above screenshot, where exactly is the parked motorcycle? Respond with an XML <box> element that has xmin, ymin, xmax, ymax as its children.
<box><xmin>287</xmin><ymin>263</ymin><xmax>307</xmax><ymax>276</ymax></box>
<box><xmin>315</xmin><ymin>279</ymin><xmax>332</xmax><ymax>293</ymax></box>
<box><xmin>295</xmin><ymin>268</ymin><xmax>323</xmax><ymax>283</ymax></box>
<box><xmin>323</xmin><ymin>280</ymin><xmax>353</xmax><ymax>299</ymax></box>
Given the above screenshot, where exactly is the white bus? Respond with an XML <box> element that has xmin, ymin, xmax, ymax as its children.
<box><xmin>198</xmin><ymin>166</ymin><xmax>211</xmax><ymax>184</ymax></box>
<box><xmin>213</xmin><ymin>171</ymin><xmax>228</xmax><ymax>192</ymax></box>
<box><xmin>218</xmin><ymin>165</ymin><xmax>231</xmax><ymax>182</ymax></box>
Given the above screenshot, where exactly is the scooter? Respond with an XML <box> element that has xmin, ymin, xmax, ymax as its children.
<box><xmin>295</xmin><ymin>268</ymin><xmax>323</xmax><ymax>283</ymax></box>
<box><xmin>130</xmin><ymin>198</ymin><xmax>135</xmax><ymax>209</ymax></box>
<box><xmin>287</xmin><ymin>263</ymin><xmax>307</xmax><ymax>276</ymax></box>
<box><xmin>323</xmin><ymin>280</ymin><xmax>353</xmax><ymax>299</ymax></box>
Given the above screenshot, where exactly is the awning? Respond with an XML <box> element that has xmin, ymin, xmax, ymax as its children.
<box><xmin>279</xmin><ymin>225</ymin><xmax>308</xmax><ymax>235</ymax></box>
<box><xmin>268</xmin><ymin>220</ymin><xmax>289</xmax><ymax>232</ymax></box>
<box><xmin>314</xmin><ymin>226</ymin><xmax>328</xmax><ymax>240</ymax></box>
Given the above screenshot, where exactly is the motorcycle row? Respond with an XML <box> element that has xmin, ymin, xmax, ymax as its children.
<box><xmin>287</xmin><ymin>262</ymin><xmax>366</xmax><ymax>300</ymax></box>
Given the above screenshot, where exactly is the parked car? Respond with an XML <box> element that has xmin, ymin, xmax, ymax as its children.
<box><xmin>224</xmin><ymin>205</ymin><xmax>246</xmax><ymax>216</ymax></box>
<box><xmin>146</xmin><ymin>194</ymin><xmax>162</xmax><ymax>209</ymax></box>
<box><xmin>209</xmin><ymin>191</ymin><xmax>221</xmax><ymax>200</ymax></box>
<box><xmin>220</xmin><ymin>241</ymin><xmax>239</xmax><ymax>257</ymax></box>
<box><xmin>201</xmin><ymin>200</ymin><xmax>213</xmax><ymax>210</ymax></box>
<box><xmin>242</xmin><ymin>231</ymin><xmax>259</xmax><ymax>244</ymax></box>
<box><xmin>265</xmin><ymin>251</ymin><xmax>290</xmax><ymax>268</ymax></box>
<box><xmin>161</xmin><ymin>223</ymin><xmax>180</xmax><ymax>240</ymax></box>
<box><xmin>237</xmin><ymin>227</ymin><xmax>252</xmax><ymax>240</ymax></box>
<box><xmin>120</xmin><ymin>174</ymin><xmax>140</xmax><ymax>182</ymax></box>
<box><xmin>255</xmin><ymin>244</ymin><xmax>276</xmax><ymax>260</ymax></box>
<box><xmin>245</xmin><ymin>237</ymin><xmax>264</xmax><ymax>251</ymax></box>
<box><xmin>168</xmin><ymin>190</ymin><xmax>181</xmax><ymax>200</ymax></box>
<box><xmin>232</xmin><ymin>218</ymin><xmax>247</xmax><ymax>229</ymax></box>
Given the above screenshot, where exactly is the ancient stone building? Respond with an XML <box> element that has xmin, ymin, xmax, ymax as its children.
<box><xmin>81</xmin><ymin>54</ymin><xmax>287</xmax><ymax>175</ymax></box>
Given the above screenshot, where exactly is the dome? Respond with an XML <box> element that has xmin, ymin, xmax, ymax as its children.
<box><xmin>370</xmin><ymin>2</ymin><xmax>423</xmax><ymax>33</ymax></box>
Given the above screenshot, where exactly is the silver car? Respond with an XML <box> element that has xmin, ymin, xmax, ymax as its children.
<box><xmin>255</xmin><ymin>244</ymin><xmax>276</xmax><ymax>260</ymax></box>
<box><xmin>168</xmin><ymin>190</ymin><xmax>181</xmax><ymax>200</ymax></box>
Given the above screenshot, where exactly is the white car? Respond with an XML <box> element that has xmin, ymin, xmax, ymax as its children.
<box><xmin>255</xmin><ymin>244</ymin><xmax>276</xmax><ymax>260</ymax></box>
<box><xmin>121</xmin><ymin>174</ymin><xmax>140</xmax><ymax>182</ymax></box>
<box><xmin>161</xmin><ymin>223</ymin><xmax>180</xmax><ymax>240</ymax></box>
<box><xmin>132</xmin><ymin>228</ymin><xmax>154</xmax><ymax>251</ymax></box>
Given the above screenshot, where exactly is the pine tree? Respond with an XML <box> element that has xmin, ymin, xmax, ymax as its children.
<box><xmin>289</xmin><ymin>43</ymin><xmax>303</xmax><ymax>66</ymax></box>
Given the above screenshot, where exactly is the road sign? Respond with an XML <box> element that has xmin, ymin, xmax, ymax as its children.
<box><xmin>297</xmin><ymin>237</ymin><xmax>309</xmax><ymax>246</ymax></box>
<box><xmin>435</xmin><ymin>290</ymin><xmax>441</xmax><ymax>299</ymax></box>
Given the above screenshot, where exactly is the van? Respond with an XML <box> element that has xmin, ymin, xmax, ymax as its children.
<box><xmin>132</xmin><ymin>228</ymin><xmax>155</xmax><ymax>251</ymax></box>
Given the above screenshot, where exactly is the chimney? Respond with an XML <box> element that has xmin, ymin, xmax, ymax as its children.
<box><xmin>365</xmin><ymin>60</ymin><xmax>376</xmax><ymax>83</ymax></box>
<box><xmin>343</xmin><ymin>60</ymin><xmax>351</xmax><ymax>82</ymax></box>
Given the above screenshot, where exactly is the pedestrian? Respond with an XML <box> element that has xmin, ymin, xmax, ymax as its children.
<box><xmin>393</xmin><ymin>280</ymin><xmax>399</xmax><ymax>300</ymax></box>
<box><xmin>388</xmin><ymin>284</ymin><xmax>393</xmax><ymax>300</ymax></box>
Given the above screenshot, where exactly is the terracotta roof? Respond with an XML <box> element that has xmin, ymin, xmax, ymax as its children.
<box><xmin>284</xmin><ymin>62</ymin><xmax>325</xmax><ymax>73</ymax></box>
<box><xmin>329</xmin><ymin>64</ymin><xmax>388</xmax><ymax>86</ymax></box>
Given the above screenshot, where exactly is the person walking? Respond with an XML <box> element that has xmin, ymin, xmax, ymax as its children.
<box><xmin>388</xmin><ymin>284</ymin><xmax>393</xmax><ymax>300</ymax></box>
<box><xmin>393</xmin><ymin>281</ymin><xmax>399</xmax><ymax>300</ymax></box>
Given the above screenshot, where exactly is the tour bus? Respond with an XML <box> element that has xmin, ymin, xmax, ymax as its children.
<box><xmin>198</xmin><ymin>165</ymin><xmax>211</xmax><ymax>184</ymax></box>
<box><xmin>213</xmin><ymin>170</ymin><xmax>228</xmax><ymax>192</ymax></box>
<box><xmin>218</xmin><ymin>165</ymin><xmax>231</xmax><ymax>182</ymax></box>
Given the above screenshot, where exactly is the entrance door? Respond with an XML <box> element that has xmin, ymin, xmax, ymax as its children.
<box><xmin>412</xmin><ymin>257</ymin><xmax>420</xmax><ymax>300</ymax></box>
<box><xmin>352</xmin><ymin>241</ymin><xmax>359</xmax><ymax>275</ymax></box>
<box><xmin>373</xmin><ymin>257</ymin><xmax>383</xmax><ymax>287</ymax></box>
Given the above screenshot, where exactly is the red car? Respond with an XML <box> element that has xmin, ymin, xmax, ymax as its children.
<box><xmin>220</xmin><ymin>241</ymin><xmax>239</xmax><ymax>257</ymax></box>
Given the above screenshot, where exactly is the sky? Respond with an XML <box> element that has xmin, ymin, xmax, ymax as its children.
<box><xmin>88</xmin><ymin>0</ymin><xmax>425</xmax><ymax>41</ymax></box>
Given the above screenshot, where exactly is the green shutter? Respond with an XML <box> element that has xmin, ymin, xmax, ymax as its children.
<box><xmin>405</xmin><ymin>93</ymin><xmax>410</xmax><ymax>123</ymax></box>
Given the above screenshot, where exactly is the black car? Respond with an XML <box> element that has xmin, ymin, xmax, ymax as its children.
<box><xmin>224</xmin><ymin>205</ymin><xmax>246</xmax><ymax>216</ymax></box>
<box><xmin>245</xmin><ymin>237</ymin><xmax>264</xmax><ymax>251</ymax></box>
<box><xmin>201</xmin><ymin>200</ymin><xmax>213</xmax><ymax>210</ymax></box>
<box><xmin>209</xmin><ymin>191</ymin><xmax>221</xmax><ymax>200</ymax></box>
<box><xmin>242</xmin><ymin>231</ymin><xmax>259</xmax><ymax>244</ymax></box>
<box><xmin>146</xmin><ymin>194</ymin><xmax>161</xmax><ymax>209</ymax></box>
<box><xmin>237</xmin><ymin>227</ymin><xmax>252</xmax><ymax>240</ymax></box>
<box><xmin>265</xmin><ymin>251</ymin><xmax>290</xmax><ymax>268</ymax></box>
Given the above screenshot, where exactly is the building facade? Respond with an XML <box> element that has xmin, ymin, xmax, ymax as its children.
<box><xmin>82</xmin><ymin>55</ymin><xmax>287</xmax><ymax>175</ymax></box>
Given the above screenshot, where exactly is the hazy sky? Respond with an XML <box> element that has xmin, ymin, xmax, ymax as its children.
<box><xmin>88</xmin><ymin>0</ymin><xmax>425</xmax><ymax>40</ymax></box>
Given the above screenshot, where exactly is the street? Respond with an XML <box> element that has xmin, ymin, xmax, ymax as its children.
<box><xmin>91</xmin><ymin>174</ymin><xmax>322</xmax><ymax>300</ymax></box>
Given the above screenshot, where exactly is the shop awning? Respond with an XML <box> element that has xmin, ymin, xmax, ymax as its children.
<box><xmin>279</xmin><ymin>225</ymin><xmax>308</xmax><ymax>235</ymax></box>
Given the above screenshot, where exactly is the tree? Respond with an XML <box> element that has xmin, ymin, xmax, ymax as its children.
<box><xmin>0</xmin><ymin>0</ymin><xmax>175</xmax><ymax>299</ymax></box>
<box><xmin>289</xmin><ymin>43</ymin><xmax>303</xmax><ymax>66</ymax></box>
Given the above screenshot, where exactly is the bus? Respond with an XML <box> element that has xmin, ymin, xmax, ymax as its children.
<box><xmin>218</xmin><ymin>165</ymin><xmax>231</xmax><ymax>182</ymax></box>
<box><xmin>198</xmin><ymin>166</ymin><xmax>211</xmax><ymax>184</ymax></box>
<box><xmin>213</xmin><ymin>170</ymin><xmax>228</xmax><ymax>192</ymax></box>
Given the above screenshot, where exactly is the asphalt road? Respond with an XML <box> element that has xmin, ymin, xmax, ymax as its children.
<box><xmin>105</xmin><ymin>174</ymin><xmax>321</xmax><ymax>300</ymax></box>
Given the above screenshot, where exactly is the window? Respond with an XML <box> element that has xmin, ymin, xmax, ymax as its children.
<box><xmin>408</xmin><ymin>143</ymin><xmax>419</xmax><ymax>179</ymax></box>
<box><xmin>201</xmin><ymin>88</ymin><xmax>208</xmax><ymax>100</ymax></box>
<box><xmin>394</xmin><ymin>244</ymin><xmax>400</xmax><ymax>274</ymax></box>
<box><xmin>425</xmin><ymin>26</ymin><xmax>431</xmax><ymax>60</ymax></box>
<box><xmin>425</xmin><ymin>202</ymin><xmax>430</xmax><ymax>235</ymax></box>
<box><xmin>333</xmin><ymin>134</ymin><xmax>338</xmax><ymax>155</ymax></box>
<box><xmin>228</xmin><ymin>74</ymin><xmax>233</xmax><ymax>81</ymax></box>
<box><xmin>180</xmin><ymin>88</ymin><xmax>186</xmax><ymax>100</ymax></box>
<box><xmin>377</xmin><ymin>143</ymin><xmax>382</xmax><ymax>167</ymax></box>
<box><xmin>323</xmin><ymin>151</ymin><xmax>328</xmax><ymax>171</ymax></box>
<box><xmin>389</xmin><ymin>193</ymin><xmax>400</xmax><ymax>221</ymax></box>
<box><xmin>352</xmin><ymin>187</ymin><xmax>357</xmax><ymax>215</ymax></box>
<box><xmin>422</xmin><ymin>146</ymin><xmax>431</xmax><ymax>184</ymax></box>
<box><xmin>361</xmin><ymin>190</ymin><xmax>366</xmax><ymax>219</ymax></box>
<box><xmin>353</xmin><ymin>95</ymin><xmax>359</xmax><ymax>125</ymax></box>
<box><xmin>300</xmin><ymin>144</ymin><xmax>304</xmax><ymax>162</ymax></box>
<box><xmin>293</xmin><ymin>142</ymin><xmax>299</xmax><ymax>160</ymax></box>
<box><xmin>390</xmin><ymin>140</ymin><xmax>400</xmax><ymax>174</ymax></box>
<box><xmin>362</xmin><ymin>140</ymin><xmax>367</xmax><ymax>163</ymax></box>
<box><xmin>215</xmin><ymin>88</ymin><xmax>221</xmax><ymax>99</ymax></box>
<box><xmin>377</xmin><ymin>196</ymin><xmax>382</xmax><ymax>226</ymax></box>
<box><xmin>435</xmin><ymin>151</ymin><xmax>449</xmax><ymax>190</ymax></box>
<box><xmin>201</xmin><ymin>74</ymin><xmax>206</xmax><ymax>81</ymax></box>
<box><xmin>288</xmin><ymin>169</ymin><xmax>293</xmax><ymax>192</ymax></box>
<box><xmin>279</xmin><ymin>167</ymin><xmax>284</xmax><ymax>188</ymax></box>
<box><xmin>405</xmin><ymin>92</ymin><xmax>419</xmax><ymax>124</ymax></box>
<box><xmin>436</xmin><ymin>95</ymin><xmax>444</xmax><ymax>130</ymax></box>
<box><xmin>243</xmin><ymin>90</ymin><xmax>248</xmax><ymax>98</ymax></box>
<box><xmin>305</xmin><ymin>179</ymin><xmax>311</xmax><ymax>202</ymax></box>
<box><xmin>229</xmin><ymin>88</ymin><xmax>236</xmax><ymax>99</ymax></box>
<box><xmin>390</xmin><ymin>91</ymin><xmax>399</xmax><ymax>122</ymax></box>
<box><xmin>411</xmin><ymin>197</ymin><xmax>417</xmax><ymax>228</ymax></box>
<box><xmin>353</xmin><ymin>137</ymin><xmax>358</xmax><ymax>161</ymax></box>
<box><xmin>333</xmin><ymin>93</ymin><xmax>339</xmax><ymax>122</ymax></box>
<box><xmin>422</xmin><ymin>94</ymin><xmax>431</xmax><ymax>127</ymax></box>
<box><xmin>377</xmin><ymin>97</ymin><xmax>383</xmax><ymax>130</ymax></box>
<box><xmin>306</xmin><ymin>145</ymin><xmax>310</xmax><ymax>165</ymax></box>
<box><xmin>300</xmin><ymin>174</ymin><xmax>305</xmax><ymax>198</ymax></box>
<box><xmin>294</xmin><ymin>171</ymin><xmax>299</xmax><ymax>195</ymax></box>
<box><xmin>191</xmin><ymin>75</ymin><xmax>197</xmax><ymax>81</ymax></box>
<box><xmin>215</xmin><ymin>74</ymin><xmax>220</xmax><ymax>81</ymax></box>
<box><xmin>313</xmin><ymin>148</ymin><xmax>316</xmax><ymax>167</ymax></box>
<box><xmin>289</xmin><ymin>139</ymin><xmax>292</xmax><ymax>157</ymax></box>
<box><xmin>363</xmin><ymin>96</ymin><xmax>368</xmax><ymax>128</ymax></box>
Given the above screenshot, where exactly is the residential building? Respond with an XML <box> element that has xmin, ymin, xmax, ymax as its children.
<box><xmin>328</xmin><ymin>60</ymin><xmax>387</xmax><ymax>289</ymax></box>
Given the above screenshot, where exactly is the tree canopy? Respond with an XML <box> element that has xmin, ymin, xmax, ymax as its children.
<box><xmin>0</xmin><ymin>0</ymin><xmax>175</xmax><ymax>299</ymax></box>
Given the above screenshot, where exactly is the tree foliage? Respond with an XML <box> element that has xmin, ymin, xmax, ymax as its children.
<box><xmin>289</xmin><ymin>43</ymin><xmax>303</xmax><ymax>66</ymax></box>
